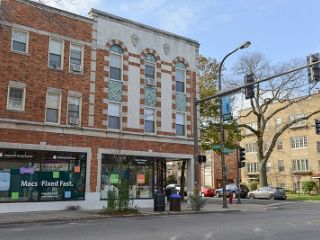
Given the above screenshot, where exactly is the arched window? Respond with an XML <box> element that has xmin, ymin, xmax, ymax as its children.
<box><xmin>175</xmin><ymin>61</ymin><xmax>186</xmax><ymax>93</ymax></box>
<box><xmin>145</xmin><ymin>53</ymin><xmax>156</xmax><ymax>86</ymax></box>
<box><xmin>110</xmin><ymin>44</ymin><xmax>123</xmax><ymax>81</ymax></box>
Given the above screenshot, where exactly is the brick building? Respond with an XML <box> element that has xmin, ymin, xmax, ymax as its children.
<box><xmin>239</xmin><ymin>92</ymin><xmax>320</xmax><ymax>192</ymax></box>
<box><xmin>0</xmin><ymin>0</ymin><xmax>199</xmax><ymax>212</ymax></box>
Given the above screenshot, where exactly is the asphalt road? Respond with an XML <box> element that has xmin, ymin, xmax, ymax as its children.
<box><xmin>1</xmin><ymin>201</ymin><xmax>320</xmax><ymax>240</ymax></box>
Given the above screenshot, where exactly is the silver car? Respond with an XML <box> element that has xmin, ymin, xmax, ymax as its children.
<box><xmin>248</xmin><ymin>187</ymin><xmax>287</xmax><ymax>200</ymax></box>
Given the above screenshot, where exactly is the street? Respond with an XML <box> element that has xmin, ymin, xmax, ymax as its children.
<box><xmin>1</xmin><ymin>201</ymin><xmax>320</xmax><ymax>240</ymax></box>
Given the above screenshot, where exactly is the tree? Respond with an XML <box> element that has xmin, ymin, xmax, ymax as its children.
<box><xmin>235</xmin><ymin>52</ymin><xmax>320</xmax><ymax>186</ymax></box>
<box><xmin>199</xmin><ymin>55</ymin><xmax>241</xmax><ymax>151</ymax></box>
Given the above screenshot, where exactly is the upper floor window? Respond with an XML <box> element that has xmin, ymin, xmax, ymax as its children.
<box><xmin>289</xmin><ymin>113</ymin><xmax>306</xmax><ymax>127</ymax></box>
<box><xmin>145</xmin><ymin>54</ymin><xmax>156</xmax><ymax>86</ymax></box>
<box><xmin>247</xmin><ymin>162</ymin><xmax>259</xmax><ymax>173</ymax></box>
<box><xmin>291</xmin><ymin>136</ymin><xmax>308</xmax><ymax>148</ymax></box>
<box><xmin>292</xmin><ymin>159</ymin><xmax>309</xmax><ymax>172</ymax></box>
<box><xmin>7</xmin><ymin>81</ymin><xmax>26</xmax><ymax>111</ymax></box>
<box><xmin>67</xmin><ymin>95</ymin><xmax>81</xmax><ymax>126</ymax></box>
<box><xmin>70</xmin><ymin>44</ymin><xmax>83</xmax><ymax>73</ymax></box>
<box><xmin>45</xmin><ymin>89</ymin><xmax>61</xmax><ymax>124</ymax></box>
<box><xmin>11</xmin><ymin>29</ymin><xmax>29</xmax><ymax>53</ymax></box>
<box><xmin>244</xmin><ymin>122</ymin><xmax>257</xmax><ymax>135</ymax></box>
<box><xmin>317</xmin><ymin>142</ymin><xmax>320</xmax><ymax>153</ymax></box>
<box><xmin>48</xmin><ymin>39</ymin><xmax>64</xmax><ymax>70</ymax></box>
<box><xmin>276</xmin><ymin>139</ymin><xmax>283</xmax><ymax>150</ymax></box>
<box><xmin>275</xmin><ymin>117</ymin><xmax>281</xmax><ymax>131</ymax></box>
<box><xmin>278</xmin><ymin>160</ymin><xmax>284</xmax><ymax>172</ymax></box>
<box><xmin>144</xmin><ymin>108</ymin><xmax>155</xmax><ymax>133</ymax></box>
<box><xmin>108</xmin><ymin>102</ymin><xmax>121</xmax><ymax>130</ymax></box>
<box><xmin>176</xmin><ymin>113</ymin><xmax>185</xmax><ymax>136</ymax></box>
<box><xmin>110</xmin><ymin>45</ymin><xmax>123</xmax><ymax>81</ymax></box>
<box><xmin>176</xmin><ymin>62</ymin><xmax>186</xmax><ymax>93</ymax></box>
<box><xmin>245</xmin><ymin>142</ymin><xmax>258</xmax><ymax>153</ymax></box>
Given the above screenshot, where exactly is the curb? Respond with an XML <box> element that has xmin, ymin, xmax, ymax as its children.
<box><xmin>0</xmin><ymin>209</ymin><xmax>241</xmax><ymax>226</ymax></box>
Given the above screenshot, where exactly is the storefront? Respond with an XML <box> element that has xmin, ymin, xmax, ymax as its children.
<box><xmin>0</xmin><ymin>149</ymin><xmax>87</xmax><ymax>202</ymax></box>
<box><xmin>100</xmin><ymin>154</ymin><xmax>166</xmax><ymax>200</ymax></box>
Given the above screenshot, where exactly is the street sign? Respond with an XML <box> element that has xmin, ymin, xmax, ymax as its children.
<box><xmin>212</xmin><ymin>144</ymin><xmax>221</xmax><ymax>150</ymax></box>
<box><xmin>223</xmin><ymin>148</ymin><xmax>233</xmax><ymax>154</ymax></box>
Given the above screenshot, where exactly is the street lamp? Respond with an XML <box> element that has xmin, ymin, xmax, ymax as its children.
<box><xmin>218</xmin><ymin>41</ymin><xmax>251</xmax><ymax>208</ymax></box>
<box><xmin>192</xmin><ymin>41</ymin><xmax>251</xmax><ymax>204</ymax></box>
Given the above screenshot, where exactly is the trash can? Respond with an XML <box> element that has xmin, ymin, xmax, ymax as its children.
<box><xmin>154</xmin><ymin>193</ymin><xmax>166</xmax><ymax>211</ymax></box>
<box><xmin>169</xmin><ymin>194</ymin><xmax>181</xmax><ymax>211</ymax></box>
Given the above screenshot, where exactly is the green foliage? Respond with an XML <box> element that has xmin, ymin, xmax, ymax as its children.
<box><xmin>106</xmin><ymin>190</ymin><xmax>116</xmax><ymax>212</ymax></box>
<box><xmin>248</xmin><ymin>181</ymin><xmax>258</xmax><ymax>191</ymax></box>
<box><xmin>199</xmin><ymin>55</ymin><xmax>241</xmax><ymax>151</ymax></box>
<box><xmin>302</xmin><ymin>181</ymin><xmax>318</xmax><ymax>194</ymax></box>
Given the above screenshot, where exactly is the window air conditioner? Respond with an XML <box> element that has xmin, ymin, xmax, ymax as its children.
<box><xmin>69</xmin><ymin>117</ymin><xmax>79</xmax><ymax>125</ymax></box>
<box><xmin>71</xmin><ymin>64</ymin><xmax>82</xmax><ymax>72</ymax></box>
<box><xmin>145</xmin><ymin>78</ymin><xmax>155</xmax><ymax>86</ymax></box>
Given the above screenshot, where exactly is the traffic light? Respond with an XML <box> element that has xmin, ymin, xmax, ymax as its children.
<box><xmin>244</xmin><ymin>73</ymin><xmax>255</xmax><ymax>99</ymax></box>
<box><xmin>315</xmin><ymin>119</ymin><xmax>320</xmax><ymax>134</ymax></box>
<box><xmin>238</xmin><ymin>147</ymin><xmax>246</xmax><ymax>168</ymax></box>
<box><xmin>307</xmin><ymin>53</ymin><xmax>320</xmax><ymax>83</ymax></box>
<box><xmin>197</xmin><ymin>155</ymin><xmax>207</xmax><ymax>164</ymax></box>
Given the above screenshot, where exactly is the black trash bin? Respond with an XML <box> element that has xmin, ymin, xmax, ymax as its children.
<box><xmin>169</xmin><ymin>194</ymin><xmax>181</xmax><ymax>211</ymax></box>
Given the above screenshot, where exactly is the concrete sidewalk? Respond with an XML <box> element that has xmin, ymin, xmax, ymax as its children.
<box><xmin>0</xmin><ymin>202</ymin><xmax>270</xmax><ymax>225</ymax></box>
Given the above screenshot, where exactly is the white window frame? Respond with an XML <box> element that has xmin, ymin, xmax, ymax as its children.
<box><xmin>275</xmin><ymin>117</ymin><xmax>282</xmax><ymax>131</ymax></box>
<box><xmin>176</xmin><ymin>112</ymin><xmax>186</xmax><ymax>137</ymax></box>
<box><xmin>245</xmin><ymin>142</ymin><xmax>258</xmax><ymax>153</ymax></box>
<box><xmin>67</xmin><ymin>91</ymin><xmax>82</xmax><ymax>126</ymax></box>
<box><xmin>6</xmin><ymin>81</ymin><xmax>26</xmax><ymax>112</ymax></box>
<box><xmin>276</xmin><ymin>139</ymin><xmax>283</xmax><ymax>151</ymax></box>
<box><xmin>247</xmin><ymin>162</ymin><xmax>259</xmax><ymax>173</ymax></box>
<box><xmin>244</xmin><ymin>122</ymin><xmax>257</xmax><ymax>135</ymax></box>
<box><xmin>108</xmin><ymin>102</ymin><xmax>121</xmax><ymax>130</ymax></box>
<box><xmin>109</xmin><ymin>46</ymin><xmax>123</xmax><ymax>82</ymax></box>
<box><xmin>45</xmin><ymin>88</ymin><xmax>62</xmax><ymax>124</ymax></box>
<box><xmin>48</xmin><ymin>38</ymin><xmax>64</xmax><ymax>70</ymax></box>
<box><xmin>144</xmin><ymin>107</ymin><xmax>156</xmax><ymax>133</ymax></box>
<box><xmin>289</xmin><ymin>113</ymin><xmax>306</xmax><ymax>128</ymax></box>
<box><xmin>292</xmin><ymin>159</ymin><xmax>310</xmax><ymax>172</ymax></box>
<box><xmin>145</xmin><ymin>54</ymin><xmax>156</xmax><ymax>87</ymax></box>
<box><xmin>291</xmin><ymin>135</ymin><xmax>308</xmax><ymax>149</ymax></box>
<box><xmin>175</xmin><ymin>62</ymin><xmax>186</xmax><ymax>93</ymax></box>
<box><xmin>278</xmin><ymin>160</ymin><xmax>284</xmax><ymax>172</ymax></box>
<box><xmin>69</xmin><ymin>43</ymin><xmax>84</xmax><ymax>73</ymax></box>
<box><xmin>11</xmin><ymin>28</ymin><xmax>29</xmax><ymax>54</ymax></box>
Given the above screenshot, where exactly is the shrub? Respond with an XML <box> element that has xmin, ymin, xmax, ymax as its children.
<box><xmin>248</xmin><ymin>181</ymin><xmax>258</xmax><ymax>191</ymax></box>
<box><xmin>302</xmin><ymin>181</ymin><xmax>318</xmax><ymax>194</ymax></box>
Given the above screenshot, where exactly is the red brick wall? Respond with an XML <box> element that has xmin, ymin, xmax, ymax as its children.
<box><xmin>0</xmin><ymin>129</ymin><xmax>194</xmax><ymax>191</ymax></box>
<box><xmin>0</xmin><ymin>0</ymin><xmax>92</xmax><ymax>126</ymax></box>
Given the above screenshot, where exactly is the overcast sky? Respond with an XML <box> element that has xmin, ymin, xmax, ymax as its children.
<box><xmin>44</xmin><ymin>0</ymin><xmax>319</xmax><ymax>68</ymax></box>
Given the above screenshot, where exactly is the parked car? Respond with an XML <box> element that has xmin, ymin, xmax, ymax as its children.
<box><xmin>201</xmin><ymin>186</ymin><xmax>215</xmax><ymax>197</ymax></box>
<box><xmin>248</xmin><ymin>187</ymin><xmax>287</xmax><ymax>200</ymax></box>
<box><xmin>215</xmin><ymin>183</ymin><xmax>249</xmax><ymax>198</ymax></box>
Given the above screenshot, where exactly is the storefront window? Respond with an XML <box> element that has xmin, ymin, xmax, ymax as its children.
<box><xmin>0</xmin><ymin>149</ymin><xmax>86</xmax><ymax>202</ymax></box>
<box><xmin>100</xmin><ymin>155</ymin><xmax>157</xmax><ymax>199</ymax></box>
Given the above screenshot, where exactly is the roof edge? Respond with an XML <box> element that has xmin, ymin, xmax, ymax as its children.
<box><xmin>90</xmin><ymin>8</ymin><xmax>200</xmax><ymax>47</ymax></box>
<box><xmin>17</xmin><ymin>0</ymin><xmax>93</xmax><ymax>23</ymax></box>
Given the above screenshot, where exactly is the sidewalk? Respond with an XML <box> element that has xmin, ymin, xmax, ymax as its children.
<box><xmin>0</xmin><ymin>201</ymin><xmax>270</xmax><ymax>225</ymax></box>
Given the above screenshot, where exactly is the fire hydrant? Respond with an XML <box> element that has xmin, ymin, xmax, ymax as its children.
<box><xmin>229</xmin><ymin>192</ymin><xmax>233</xmax><ymax>204</ymax></box>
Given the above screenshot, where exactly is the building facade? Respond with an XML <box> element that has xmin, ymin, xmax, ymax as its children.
<box><xmin>240</xmin><ymin>93</ymin><xmax>320</xmax><ymax>192</ymax></box>
<box><xmin>0</xmin><ymin>0</ymin><xmax>199</xmax><ymax>212</ymax></box>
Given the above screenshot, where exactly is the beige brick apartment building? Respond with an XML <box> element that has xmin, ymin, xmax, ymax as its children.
<box><xmin>240</xmin><ymin>93</ymin><xmax>320</xmax><ymax>192</ymax></box>
<box><xmin>0</xmin><ymin>0</ymin><xmax>199</xmax><ymax>212</ymax></box>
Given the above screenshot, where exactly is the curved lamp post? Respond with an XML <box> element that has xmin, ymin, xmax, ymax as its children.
<box><xmin>218</xmin><ymin>41</ymin><xmax>251</xmax><ymax>208</ymax></box>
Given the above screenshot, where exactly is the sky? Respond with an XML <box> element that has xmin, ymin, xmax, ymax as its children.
<box><xmin>43</xmin><ymin>0</ymin><xmax>320</xmax><ymax>69</ymax></box>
